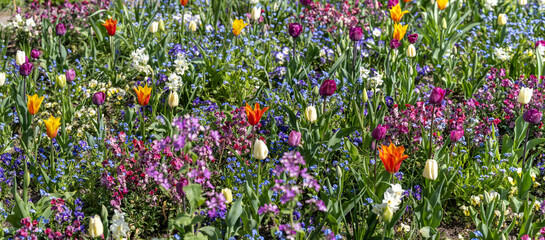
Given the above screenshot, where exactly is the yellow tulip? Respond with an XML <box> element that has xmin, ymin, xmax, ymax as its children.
<box><xmin>43</xmin><ymin>115</ymin><xmax>61</xmax><ymax>139</ymax></box>
<box><xmin>393</xmin><ymin>23</ymin><xmax>408</xmax><ymax>41</ymax></box>
<box><xmin>232</xmin><ymin>19</ymin><xmax>248</xmax><ymax>36</ymax></box>
<box><xmin>27</xmin><ymin>94</ymin><xmax>44</xmax><ymax>115</ymax></box>
<box><xmin>390</xmin><ymin>4</ymin><xmax>409</xmax><ymax>23</ymax></box>
<box><xmin>437</xmin><ymin>0</ymin><xmax>448</xmax><ymax>10</ymax></box>
<box><xmin>134</xmin><ymin>84</ymin><xmax>152</xmax><ymax>106</ymax></box>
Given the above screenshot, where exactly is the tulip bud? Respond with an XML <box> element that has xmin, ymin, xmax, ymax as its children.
<box><xmin>65</xmin><ymin>69</ymin><xmax>76</xmax><ymax>82</ymax></box>
<box><xmin>442</xmin><ymin>18</ymin><xmax>447</xmax><ymax>29</ymax></box>
<box><xmin>92</xmin><ymin>92</ymin><xmax>106</xmax><ymax>106</ymax></box>
<box><xmin>288</xmin><ymin>130</ymin><xmax>301</xmax><ymax>147</ymax></box>
<box><xmin>222</xmin><ymin>188</ymin><xmax>233</xmax><ymax>204</ymax></box>
<box><xmin>304</xmin><ymin>105</ymin><xmax>317</xmax><ymax>123</ymax></box>
<box><xmin>372</xmin><ymin>124</ymin><xmax>388</xmax><ymax>141</ymax></box>
<box><xmin>312</xmin><ymin>85</ymin><xmax>320</xmax><ymax>96</ymax></box>
<box><xmin>423</xmin><ymin>159</ymin><xmax>438</xmax><ymax>180</ymax></box>
<box><xmin>523</xmin><ymin>109</ymin><xmax>542</xmax><ymax>125</ymax></box>
<box><xmin>16</xmin><ymin>50</ymin><xmax>26</xmax><ymax>66</ymax></box>
<box><xmin>31</xmin><ymin>49</ymin><xmax>41</xmax><ymax>59</ymax></box>
<box><xmin>408</xmin><ymin>33</ymin><xmax>418</xmax><ymax>44</ymax></box>
<box><xmin>406</xmin><ymin>44</ymin><xmax>416</xmax><ymax>58</ymax></box>
<box><xmin>56</xmin><ymin>23</ymin><xmax>67</xmax><ymax>36</ymax></box>
<box><xmin>251</xmin><ymin>7</ymin><xmax>261</xmax><ymax>21</ymax></box>
<box><xmin>288</xmin><ymin>23</ymin><xmax>303</xmax><ymax>38</ymax></box>
<box><xmin>253</xmin><ymin>139</ymin><xmax>269</xmax><ymax>160</ymax></box>
<box><xmin>336</xmin><ymin>165</ymin><xmax>343</xmax><ymax>179</ymax></box>
<box><xmin>349</xmin><ymin>26</ymin><xmax>363</xmax><ymax>41</ymax></box>
<box><xmin>518</xmin><ymin>0</ymin><xmax>527</xmax><ymax>5</ymax></box>
<box><xmin>517</xmin><ymin>87</ymin><xmax>533</xmax><ymax>104</ymax></box>
<box><xmin>56</xmin><ymin>74</ymin><xmax>66</xmax><ymax>88</ymax></box>
<box><xmin>300</xmin><ymin>0</ymin><xmax>313</xmax><ymax>6</ymax></box>
<box><xmin>450</xmin><ymin>129</ymin><xmax>464</xmax><ymax>142</ymax></box>
<box><xmin>89</xmin><ymin>215</ymin><xmax>104</xmax><ymax>238</ymax></box>
<box><xmin>19</xmin><ymin>62</ymin><xmax>33</xmax><ymax>77</ymax></box>
<box><xmin>24</xmin><ymin>170</ymin><xmax>30</xmax><ymax>187</ymax></box>
<box><xmin>319</xmin><ymin>79</ymin><xmax>337</xmax><ymax>97</ymax></box>
<box><xmin>0</xmin><ymin>72</ymin><xmax>5</xmax><ymax>86</ymax></box>
<box><xmin>149</xmin><ymin>21</ymin><xmax>159</xmax><ymax>33</ymax></box>
<box><xmin>428</xmin><ymin>87</ymin><xmax>446</xmax><ymax>105</ymax></box>
<box><xmin>188</xmin><ymin>21</ymin><xmax>197</xmax><ymax>32</ymax></box>
<box><xmin>168</xmin><ymin>91</ymin><xmax>179</xmax><ymax>108</ymax></box>
<box><xmin>158</xmin><ymin>19</ymin><xmax>166</xmax><ymax>32</ymax></box>
<box><xmin>362</xmin><ymin>89</ymin><xmax>368</xmax><ymax>102</ymax></box>
<box><xmin>497</xmin><ymin>14</ymin><xmax>507</xmax><ymax>26</ymax></box>
<box><xmin>382</xmin><ymin>205</ymin><xmax>393</xmax><ymax>223</ymax></box>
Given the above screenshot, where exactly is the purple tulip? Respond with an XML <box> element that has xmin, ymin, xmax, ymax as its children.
<box><xmin>349</xmin><ymin>26</ymin><xmax>363</xmax><ymax>41</ymax></box>
<box><xmin>288</xmin><ymin>23</ymin><xmax>303</xmax><ymax>38</ymax></box>
<box><xmin>450</xmin><ymin>129</ymin><xmax>464</xmax><ymax>142</ymax></box>
<box><xmin>408</xmin><ymin>34</ymin><xmax>418</xmax><ymax>44</ymax></box>
<box><xmin>372</xmin><ymin>124</ymin><xmax>388</xmax><ymax>141</ymax></box>
<box><xmin>176</xmin><ymin>177</ymin><xmax>189</xmax><ymax>196</ymax></box>
<box><xmin>300</xmin><ymin>0</ymin><xmax>313</xmax><ymax>6</ymax></box>
<box><xmin>428</xmin><ymin>87</ymin><xmax>447</xmax><ymax>105</ymax></box>
<box><xmin>92</xmin><ymin>92</ymin><xmax>106</xmax><ymax>106</ymax></box>
<box><xmin>56</xmin><ymin>23</ymin><xmax>66</xmax><ymax>36</ymax></box>
<box><xmin>389</xmin><ymin>39</ymin><xmax>401</xmax><ymax>49</ymax></box>
<box><xmin>319</xmin><ymin>79</ymin><xmax>337</xmax><ymax>97</ymax></box>
<box><xmin>65</xmin><ymin>69</ymin><xmax>76</xmax><ymax>82</ymax></box>
<box><xmin>523</xmin><ymin>109</ymin><xmax>543</xmax><ymax>124</ymax></box>
<box><xmin>288</xmin><ymin>130</ymin><xmax>301</xmax><ymax>147</ymax></box>
<box><xmin>19</xmin><ymin>62</ymin><xmax>33</xmax><ymax>77</ymax></box>
<box><xmin>387</xmin><ymin>0</ymin><xmax>399</xmax><ymax>8</ymax></box>
<box><xmin>535</xmin><ymin>40</ymin><xmax>545</xmax><ymax>48</ymax></box>
<box><xmin>31</xmin><ymin>49</ymin><xmax>41</xmax><ymax>59</ymax></box>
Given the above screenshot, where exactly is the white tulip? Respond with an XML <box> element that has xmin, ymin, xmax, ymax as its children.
<box><xmin>305</xmin><ymin>106</ymin><xmax>317</xmax><ymax>123</ymax></box>
<box><xmin>406</xmin><ymin>44</ymin><xmax>416</xmax><ymax>58</ymax></box>
<box><xmin>16</xmin><ymin>50</ymin><xmax>26</xmax><ymax>65</ymax></box>
<box><xmin>251</xmin><ymin>7</ymin><xmax>261</xmax><ymax>21</ymax></box>
<box><xmin>168</xmin><ymin>91</ymin><xmax>179</xmax><ymax>108</ymax></box>
<box><xmin>497</xmin><ymin>14</ymin><xmax>507</xmax><ymax>26</ymax></box>
<box><xmin>89</xmin><ymin>215</ymin><xmax>104</xmax><ymax>238</ymax></box>
<box><xmin>517</xmin><ymin>87</ymin><xmax>533</xmax><ymax>104</ymax></box>
<box><xmin>149</xmin><ymin>21</ymin><xmax>159</xmax><ymax>33</ymax></box>
<box><xmin>188</xmin><ymin>21</ymin><xmax>197</xmax><ymax>32</ymax></box>
<box><xmin>253</xmin><ymin>139</ymin><xmax>268</xmax><ymax>160</ymax></box>
<box><xmin>423</xmin><ymin>159</ymin><xmax>438</xmax><ymax>180</ymax></box>
<box><xmin>0</xmin><ymin>73</ymin><xmax>6</xmax><ymax>86</ymax></box>
<box><xmin>518</xmin><ymin>0</ymin><xmax>527</xmax><ymax>5</ymax></box>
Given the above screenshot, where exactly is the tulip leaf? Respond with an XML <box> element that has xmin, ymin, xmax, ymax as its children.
<box><xmin>183</xmin><ymin>184</ymin><xmax>205</xmax><ymax>210</ymax></box>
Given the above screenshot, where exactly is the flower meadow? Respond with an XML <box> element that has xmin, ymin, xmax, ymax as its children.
<box><xmin>0</xmin><ymin>0</ymin><xmax>544</xmax><ymax>239</ymax></box>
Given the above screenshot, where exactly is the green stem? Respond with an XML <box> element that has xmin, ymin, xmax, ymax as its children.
<box><xmin>521</xmin><ymin>126</ymin><xmax>531</xmax><ymax>167</ymax></box>
<box><xmin>429</xmin><ymin>105</ymin><xmax>435</xmax><ymax>159</ymax></box>
<box><xmin>140</xmin><ymin>107</ymin><xmax>146</xmax><ymax>142</ymax></box>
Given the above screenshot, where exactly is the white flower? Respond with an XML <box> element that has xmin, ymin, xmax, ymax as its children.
<box><xmin>399</xmin><ymin>223</ymin><xmax>410</xmax><ymax>232</ymax></box>
<box><xmin>130</xmin><ymin>48</ymin><xmax>151</xmax><ymax>75</ymax></box>
<box><xmin>494</xmin><ymin>47</ymin><xmax>511</xmax><ymax>61</ymax></box>
<box><xmin>110</xmin><ymin>210</ymin><xmax>130</xmax><ymax>240</ymax></box>
<box><xmin>484</xmin><ymin>0</ymin><xmax>498</xmax><ymax>10</ymax></box>
<box><xmin>371</xmin><ymin>203</ymin><xmax>386</xmax><ymax>215</ymax></box>
<box><xmin>387</xmin><ymin>184</ymin><xmax>404</xmax><ymax>197</ymax></box>
<box><xmin>372</xmin><ymin>28</ymin><xmax>381</xmax><ymax>37</ymax></box>
<box><xmin>174</xmin><ymin>54</ymin><xmax>190</xmax><ymax>75</ymax></box>
<box><xmin>360</xmin><ymin>67</ymin><xmax>370</xmax><ymax>79</ymax></box>
<box><xmin>382</xmin><ymin>191</ymin><xmax>401</xmax><ymax>212</ymax></box>
<box><xmin>249</xmin><ymin>0</ymin><xmax>259</xmax><ymax>4</ymax></box>
<box><xmin>470</xmin><ymin>195</ymin><xmax>481</xmax><ymax>206</ymax></box>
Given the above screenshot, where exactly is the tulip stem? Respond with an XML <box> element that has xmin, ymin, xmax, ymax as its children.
<box><xmin>322</xmin><ymin>96</ymin><xmax>327</xmax><ymax>115</ymax></box>
<box><xmin>521</xmin><ymin>126</ymin><xmax>531</xmax><ymax>167</ymax></box>
<box><xmin>429</xmin><ymin>105</ymin><xmax>435</xmax><ymax>159</ymax></box>
<box><xmin>140</xmin><ymin>107</ymin><xmax>146</xmax><ymax>142</ymax></box>
<box><xmin>50</xmin><ymin>138</ymin><xmax>54</xmax><ymax>176</ymax></box>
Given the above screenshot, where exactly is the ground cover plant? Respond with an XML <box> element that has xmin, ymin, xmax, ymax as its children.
<box><xmin>0</xmin><ymin>0</ymin><xmax>543</xmax><ymax>239</ymax></box>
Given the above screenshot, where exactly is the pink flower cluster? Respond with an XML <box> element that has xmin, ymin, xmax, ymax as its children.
<box><xmin>300</xmin><ymin>1</ymin><xmax>364</xmax><ymax>33</ymax></box>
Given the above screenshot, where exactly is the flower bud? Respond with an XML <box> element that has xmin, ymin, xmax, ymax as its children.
<box><xmin>288</xmin><ymin>130</ymin><xmax>301</xmax><ymax>147</ymax></box>
<box><xmin>251</xmin><ymin>7</ymin><xmax>261</xmax><ymax>21</ymax></box>
<box><xmin>442</xmin><ymin>18</ymin><xmax>447</xmax><ymax>29</ymax></box>
<box><xmin>382</xmin><ymin>205</ymin><xmax>393</xmax><ymax>223</ymax></box>
<box><xmin>222</xmin><ymin>188</ymin><xmax>233</xmax><ymax>204</ymax></box>
<box><xmin>362</xmin><ymin>89</ymin><xmax>368</xmax><ymax>102</ymax></box>
<box><xmin>149</xmin><ymin>21</ymin><xmax>159</xmax><ymax>33</ymax></box>
<box><xmin>19</xmin><ymin>62</ymin><xmax>33</xmax><ymax>77</ymax></box>
<box><xmin>89</xmin><ymin>215</ymin><xmax>104</xmax><ymax>238</ymax></box>
<box><xmin>0</xmin><ymin>72</ymin><xmax>5</xmax><ymax>86</ymax></box>
<box><xmin>65</xmin><ymin>69</ymin><xmax>76</xmax><ymax>82</ymax></box>
<box><xmin>423</xmin><ymin>159</ymin><xmax>438</xmax><ymax>180</ymax></box>
<box><xmin>518</xmin><ymin>0</ymin><xmax>527</xmax><ymax>5</ymax></box>
<box><xmin>56</xmin><ymin>74</ymin><xmax>66</xmax><ymax>88</ymax></box>
<box><xmin>517</xmin><ymin>87</ymin><xmax>533</xmax><ymax>104</ymax></box>
<box><xmin>406</xmin><ymin>44</ymin><xmax>416</xmax><ymax>58</ymax></box>
<box><xmin>168</xmin><ymin>91</ymin><xmax>179</xmax><ymax>108</ymax></box>
<box><xmin>56</xmin><ymin>23</ymin><xmax>67</xmax><ymax>36</ymax></box>
<box><xmin>498</xmin><ymin>14</ymin><xmax>507</xmax><ymax>26</ymax></box>
<box><xmin>188</xmin><ymin>21</ymin><xmax>197</xmax><ymax>32</ymax></box>
<box><xmin>24</xmin><ymin>170</ymin><xmax>30</xmax><ymax>187</ymax></box>
<box><xmin>428</xmin><ymin>87</ymin><xmax>446</xmax><ymax>105</ymax></box>
<box><xmin>523</xmin><ymin>109</ymin><xmax>542</xmax><ymax>125</ymax></box>
<box><xmin>450</xmin><ymin>129</ymin><xmax>464</xmax><ymax>142</ymax></box>
<box><xmin>92</xmin><ymin>92</ymin><xmax>106</xmax><ymax>106</ymax></box>
<box><xmin>336</xmin><ymin>165</ymin><xmax>343</xmax><ymax>179</ymax></box>
<box><xmin>31</xmin><ymin>49</ymin><xmax>41</xmax><ymax>59</ymax></box>
<box><xmin>372</xmin><ymin>124</ymin><xmax>388</xmax><ymax>141</ymax></box>
<box><xmin>319</xmin><ymin>79</ymin><xmax>337</xmax><ymax>97</ymax></box>
<box><xmin>304</xmin><ymin>106</ymin><xmax>317</xmax><ymax>123</ymax></box>
<box><xmin>253</xmin><ymin>139</ymin><xmax>269</xmax><ymax>160</ymax></box>
<box><xmin>312</xmin><ymin>85</ymin><xmax>320</xmax><ymax>96</ymax></box>
<box><xmin>159</xmin><ymin>19</ymin><xmax>166</xmax><ymax>32</ymax></box>
<box><xmin>16</xmin><ymin>50</ymin><xmax>26</xmax><ymax>66</ymax></box>
<box><xmin>288</xmin><ymin>23</ymin><xmax>303</xmax><ymax>38</ymax></box>
<box><xmin>349</xmin><ymin>26</ymin><xmax>363</xmax><ymax>41</ymax></box>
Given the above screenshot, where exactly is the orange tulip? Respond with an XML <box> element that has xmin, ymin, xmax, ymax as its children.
<box><xmin>393</xmin><ymin>23</ymin><xmax>408</xmax><ymax>41</ymax></box>
<box><xmin>245</xmin><ymin>103</ymin><xmax>269</xmax><ymax>126</ymax></box>
<box><xmin>390</xmin><ymin>4</ymin><xmax>409</xmax><ymax>23</ymax></box>
<box><xmin>134</xmin><ymin>84</ymin><xmax>152</xmax><ymax>106</ymax></box>
<box><xmin>379</xmin><ymin>141</ymin><xmax>409</xmax><ymax>174</ymax></box>
<box><xmin>102</xmin><ymin>18</ymin><xmax>118</xmax><ymax>36</ymax></box>
<box><xmin>43</xmin><ymin>115</ymin><xmax>61</xmax><ymax>139</ymax></box>
<box><xmin>232</xmin><ymin>19</ymin><xmax>249</xmax><ymax>36</ymax></box>
<box><xmin>403</xmin><ymin>0</ymin><xmax>410</xmax><ymax>2</ymax></box>
<box><xmin>180</xmin><ymin>0</ymin><xmax>188</xmax><ymax>6</ymax></box>
<box><xmin>27</xmin><ymin>94</ymin><xmax>44</xmax><ymax>115</ymax></box>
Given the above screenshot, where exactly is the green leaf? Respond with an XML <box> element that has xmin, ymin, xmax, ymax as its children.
<box><xmin>199</xmin><ymin>226</ymin><xmax>222</xmax><ymax>240</ymax></box>
<box><xmin>227</xmin><ymin>196</ymin><xmax>243</xmax><ymax>228</ymax></box>
<box><xmin>183</xmin><ymin>184</ymin><xmax>205</xmax><ymax>210</ymax></box>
